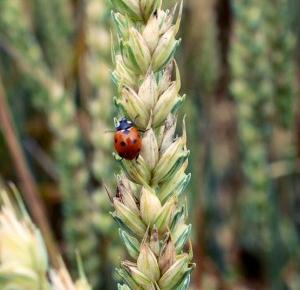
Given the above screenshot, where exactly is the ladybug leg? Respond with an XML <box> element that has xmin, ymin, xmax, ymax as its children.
<box><xmin>133</xmin><ymin>114</ymin><xmax>139</xmax><ymax>124</ymax></box>
<box><xmin>138</xmin><ymin>128</ymin><xmax>149</xmax><ymax>133</ymax></box>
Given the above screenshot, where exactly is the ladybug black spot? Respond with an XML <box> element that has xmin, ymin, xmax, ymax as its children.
<box><xmin>120</xmin><ymin>141</ymin><xmax>126</xmax><ymax>147</ymax></box>
<box><xmin>133</xmin><ymin>139</ymin><xmax>137</xmax><ymax>144</ymax></box>
<box><xmin>114</xmin><ymin>138</ymin><xmax>117</xmax><ymax>143</ymax></box>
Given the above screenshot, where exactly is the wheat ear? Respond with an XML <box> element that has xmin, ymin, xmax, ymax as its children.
<box><xmin>109</xmin><ymin>1</ymin><xmax>195</xmax><ymax>289</ymax></box>
<box><xmin>0</xmin><ymin>187</ymin><xmax>91</xmax><ymax>290</ymax></box>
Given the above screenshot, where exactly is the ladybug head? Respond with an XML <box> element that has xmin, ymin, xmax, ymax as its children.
<box><xmin>116</xmin><ymin>117</ymin><xmax>133</xmax><ymax>131</ymax></box>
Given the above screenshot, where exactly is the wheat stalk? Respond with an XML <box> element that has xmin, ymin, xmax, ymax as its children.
<box><xmin>109</xmin><ymin>1</ymin><xmax>195</xmax><ymax>289</ymax></box>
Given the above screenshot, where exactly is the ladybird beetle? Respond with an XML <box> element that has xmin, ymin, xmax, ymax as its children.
<box><xmin>114</xmin><ymin>117</ymin><xmax>142</xmax><ymax>160</ymax></box>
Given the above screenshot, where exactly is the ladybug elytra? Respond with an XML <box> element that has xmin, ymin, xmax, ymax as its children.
<box><xmin>114</xmin><ymin>117</ymin><xmax>142</xmax><ymax>160</ymax></box>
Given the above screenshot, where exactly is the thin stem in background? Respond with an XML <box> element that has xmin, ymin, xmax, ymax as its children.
<box><xmin>0</xmin><ymin>76</ymin><xmax>60</xmax><ymax>268</ymax></box>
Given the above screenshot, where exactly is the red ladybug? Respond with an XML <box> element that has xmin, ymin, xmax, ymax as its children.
<box><xmin>114</xmin><ymin>117</ymin><xmax>142</xmax><ymax>160</ymax></box>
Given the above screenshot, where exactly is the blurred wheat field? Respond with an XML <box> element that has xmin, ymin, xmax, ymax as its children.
<box><xmin>0</xmin><ymin>0</ymin><xmax>300</xmax><ymax>289</ymax></box>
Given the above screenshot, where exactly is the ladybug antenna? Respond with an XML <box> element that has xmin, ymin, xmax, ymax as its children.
<box><xmin>104</xmin><ymin>184</ymin><xmax>114</xmax><ymax>203</ymax></box>
<box><xmin>138</xmin><ymin>128</ymin><xmax>149</xmax><ymax>133</ymax></box>
<box><xmin>104</xmin><ymin>129</ymin><xmax>115</xmax><ymax>134</ymax></box>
